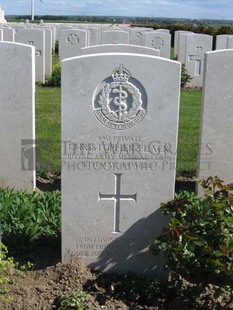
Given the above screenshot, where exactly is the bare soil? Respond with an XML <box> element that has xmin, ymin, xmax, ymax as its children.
<box><xmin>4</xmin><ymin>176</ymin><xmax>233</xmax><ymax>309</ymax></box>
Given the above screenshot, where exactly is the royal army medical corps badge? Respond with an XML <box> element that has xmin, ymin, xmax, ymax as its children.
<box><xmin>93</xmin><ymin>64</ymin><xmax>147</xmax><ymax>130</ymax></box>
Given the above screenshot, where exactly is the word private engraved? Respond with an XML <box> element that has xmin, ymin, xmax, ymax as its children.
<box><xmin>93</xmin><ymin>64</ymin><xmax>147</xmax><ymax>130</ymax></box>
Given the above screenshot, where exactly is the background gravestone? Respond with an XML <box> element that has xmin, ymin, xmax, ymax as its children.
<box><xmin>215</xmin><ymin>34</ymin><xmax>229</xmax><ymax>50</ymax></box>
<box><xmin>62</xmin><ymin>53</ymin><xmax>180</xmax><ymax>279</ymax></box>
<box><xmin>143</xmin><ymin>31</ymin><xmax>171</xmax><ymax>58</ymax></box>
<box><xmin>177</xmin><ymin>31</ymin><xmax>194</xmax><ymax>63</ymax></box>
<box><xmin>0</xmin><ymin>42</ymin><xmax>35</xmax><ymax>191</ymax></box>
<box><xmin>0</xmin><ymin>27</ymin><xmax>15</xmax><ymax>42</ymax></box>
<box><xmin>101</xmin><ymin>30</ymin><xmax>129</xmax><ymax>44</ymax></box>
<box><xmin>185</xmin><ymin>34</ymin><xmax>213</xmax><ymax>87</ymax></box>
<box><xmin>129</xmin><ymin>28</ymin><xmax>145</xmax><ymax>45</ymax></box>
<box><xmin>227</xmin><ymin>36</ymin><xmax>233</xmax><ymax>49</ymax></box>
<box><xmin>15</xmin><ymin>28</ymin><xmax>45</xmax><ymax>83</ymax></box>
<box><xmin>197</xmin><ymin>50</ymin><xmax>233</xmax><ymax>192</ymax></box>
<box><xmin>59</xmin><ymin>29</ymin><xmax>90</xmax><ymax>60</ymax></box>
<box><xmin>42</xmin><ymin>27</ymin><xmax>52</xmax><ymax>76</ymax></box>
<box><xmin>80</xmin><ymin>44</ymin><xmax>160</xmax><ymax>56</ymax></box>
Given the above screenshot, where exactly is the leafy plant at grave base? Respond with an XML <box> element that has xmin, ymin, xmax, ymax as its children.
<box><xmin>181</xmin><ymin>64</ymin><xmax>192</xmax><ymax>88</ymax></box>
<box><xmin>58</xmin><ymin>290</ymin><xmax>87</xmax><ymax>310</ymax></box>
<box><xmin>150</xmin><ymin>176</ymin><xmax>233</xmax><ymax>296</ymax></box>
<box><xmin>0</xmin><ymin>189</ymin><xmax>61</xmax><ymax>251</ymax></box>
<box><xmin>113</xmin><ymin>274</ymin><xmax>162</xmax><ymax>305</ymax></box>
<box><xmin>0</xmin><ymin>243</ymin><xmax>33</xmax><ymax>306</ymax></box>
<box><xmin>0</xmin><ymin>243</ymin><xmax>14</xmax><ymax>305</ymax></box>
<box><xmin>54</xmin><ymin>40</ymin><xmax>59</xmax><ymax>55</ymax></box>
<box><xmin>45</xmin><ymin>63</ymin><xmax>61</xmax><ymax>87</ymax></box>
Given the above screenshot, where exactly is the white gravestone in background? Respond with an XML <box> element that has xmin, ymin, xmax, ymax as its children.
<box><xmin>215</xmin><ymin>34</ymin><xmax>229</xmax><ymax>50</ymax></box>
<box><xmin>0</xmin><ymin>42</ymin><xmax>35</xmax><ymax>191</ymax></box>
<box><xmin>143</xmin><ymin>31</ymin><xmax>171</xmax><ymax>59</ymax></box>
<box><xmin>198</xmin><ymin>50</ymin><xmax>233</xmax><ymax>192</ymax></box>
<box><xmin>185</xmin><ymin>34</ymin><xmax>213</xmax><ymax>87</ymax></box>
<box><xmin>0</xmin><ymin>28</ymin><xmax>15</xmax><ymax>42</ymax></box>
<box><xmin>80</xmin><ymin>44</ymin><xmax>160</xmax><ymax>56</ymax></box>
<box><xmin>129</xmin><ymin>28</ymin><xmax>145</xmax><ymax>46</ymax></box>
<box><xmin>101</xmin><ymin>30</ymin><xmax>129</xmax><ymax>44</ymax></box>
<box><xmin>85</xmin><ymin>27</ymin><xmax>99</xmax><ymax>46</ymax></box>
<box><xmin>227</xmin><ymin>36</ymin><xmax>233</xmax><ymax>49</ymax></box>
<box><xmin>177</xmin><ymin>31</ymin><xmax>193</xmax><ymax>64</ymax></box>
<box><xmin>15</xmin><ymin>28</ymin><xmax>45</xmax><ymax>83</ymax></box>
<box><xmin>59</xmin><ymin>29</ymin><xmax>90</xmax><ymax>60</ymax></box>
<box><xmin>62</xmin><ymin>53</ymin><xmax>180</xmax><ymax>279</ymax></box>
<box><xmin>41</xmin><ymin>27</ymin><xmax>52</xmax><ymax>76</ymax></box>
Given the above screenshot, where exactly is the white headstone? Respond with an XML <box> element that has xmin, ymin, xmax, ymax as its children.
<box><xmin>101</xmin><ymin>30</ymin><xmax>129</xmax><ymax>44</ymax></box>
<box><xmin>143</xmin><ymin>31</ymin><xmax>171</xmax><ymax>58</ymax></box>
<box><xmin>198</xmin><ymin>50</ymin><xmax>233</xmax><ymax>191</ymax></box>
<box><xmin>227</xmin><ymin>36</ymin><xmax>233</xmax><ymax>48</ymax></box>
<box><xmin>59</xmin><ymin>29</ymin><xmax>90</xmax><ymax>60</ymax></box>
<box><xmin>85</xmin><ymin>27</ymin><xmax>99</xmax><ymax>46</ymax></box>
<box><xmin>0</xmin><ymin>42</ymin><xmax>35</xmax><ymax>191</ymax></box>
<box><xmin>155</xmin><ymin>29</ymin><xmax>170</xmax><ymax>34</ymax></box>
<box><xmin>62</xmin><ymin>53</ymin><xmax>181</xmax><ymax>279</ymax></box>
<box><xmin>0</xmin><ymin>27</ymin><xmax>15</xmax><ymax>42</ymax></box>
<box><xmin>185</xmin><ymin>34</ymin><xmax>213</xmax><ymax>87</ymax></box>
<box><xmin>80</xmin><ymin>44</ymin><xmax>160</xmax><ymax>56</ymax></box>
<box><xmin>43</xmin><ymin>28</ymin><xmax>53</xmax><ymax>76</ymax></box>
<box><xmin>177</xmin><ymin>31</ymin><xmax>193</xmax><ymax>63</ymax></box>
<box><xmin>129</xmin><ymin>28</ymin><xmax>145</xmax><ymax>46</ymax></box>
<box><xmin>215</xmin><ymin>34</ymin><xmax>229</xmax><ymax>50</ymax></box>
<box><xmin>15</xmin><ymin>28</ymin><xmax>45</xmax><ymax>83</ymax></box>
<box><xmin>174</xmin><ymin>30</ymin><xmax>188</xmax><ymax>58</ymax></box>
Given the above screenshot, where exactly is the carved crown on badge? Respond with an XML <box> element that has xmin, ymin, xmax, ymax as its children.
<box><xmin>112</xmin><ymin>64</ymin><xmax>131</xmax><ymax>83</ymax></box>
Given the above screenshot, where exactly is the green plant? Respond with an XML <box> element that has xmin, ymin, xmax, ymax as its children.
<box><xmin>54</xmin><ymin>39</ymin><xmax>59</xmax><ymax>55</ymax></box>
<box><xmin>58</xmin><ymin>291</ymin><xmax>87</xmax><ymax>310</ymax></box>
<box><xmin>114</xmin><ymin>274</ymin><xmax>162</xmax><ymax>303</ymax></box>
<box><xmin>0</xmin><ymin>243</ymin><xmax>15</xmax><ymax>305</ymax></box>
<box><xmin>150</xmin><ymin>176</ymin><xmax>233</xmax><ymax>286</ymax></box>
<box><xmin>0</xmin><ymin>189</ymin><xmax>61</xmax><ymax>251</ymax></box>
<box><xmin>181</xmin><ymin>64</ymin><xmax>192</xmax><ymax>88</ymax></box>
<box><xmin>46</xmin><ymin>64</ymin><xmax>61</xmax><ymax>87</ymax></box>
<box><xmin>0</xmin><ymin>243</ymin><xmax>33</xmax><ymax>306</ymax></box>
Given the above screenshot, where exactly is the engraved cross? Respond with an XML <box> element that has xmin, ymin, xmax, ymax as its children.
<box><xmin>98</xmin><ymin>173</ymin><xmax>137</xmax><ymax>233</ymax></box>
<box><xmin>188</xmin><ymin>46</ymin><xmax>204</xmax><ymax>76</ymax></box>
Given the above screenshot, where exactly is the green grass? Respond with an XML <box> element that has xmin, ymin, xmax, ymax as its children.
<box><xmin>35</xmin><ymin>86</ymin><xmax>202</xmax><ymax>176</ymax></box>
<box><xmin>35</xmin><ymin>86</ymin><xmax>61</xmax><ymax>172</ymax></box>
<box><xmin>177</xmin><ymin>89</ymin><xmax>202</xmax><ymax>176</ymax></box>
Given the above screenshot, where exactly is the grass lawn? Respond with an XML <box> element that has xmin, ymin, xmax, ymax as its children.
<box><xmin>177</xmin><ymin>89</ymin><xmax>202</xmax><ymax>176</ymax></box>
<box><xmin>35</xmin><ymin>86</ymin><xmax>61</xmax><ymax>172</ymax></box>
<box><xmin>35</xmin><ymin>85</ymin><xmax>202</xmax><ymax>176</ymax></box>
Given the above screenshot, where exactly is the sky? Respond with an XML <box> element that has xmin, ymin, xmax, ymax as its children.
<box><xmin>1</xmin><ymin>0</ymin><xmax>233</xmax><ymax>20</ymax></box>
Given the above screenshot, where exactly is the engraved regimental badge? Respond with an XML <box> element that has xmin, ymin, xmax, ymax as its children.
<box><xmin>93</xmin><ymin>64</ymin><xmax>147</xmax><ymax>130</ymax></box>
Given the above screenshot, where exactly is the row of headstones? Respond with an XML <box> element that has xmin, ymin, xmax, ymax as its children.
<box><xmin>1</xmin><ymin>22</ymin><xmax>232</xmax><ymax>88</ymax></box>
<box><xmin>1</xmin><ymin>40</ymin><xmax>232</xmax><ymax>278</ymax></box>
<box><xmin>0</xmin><ymin>22</ymin><xmax>60</xmax><ymax>82</ymax></box>
<box><xmin>58</xmin><ymin>26</ymin><xmax>171</xmax><ymax>60</ymax></box>
<box><xmin>174</xmin><ymin>32</ymin><xmax>233</xmax><ymax>87</ymax></box>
